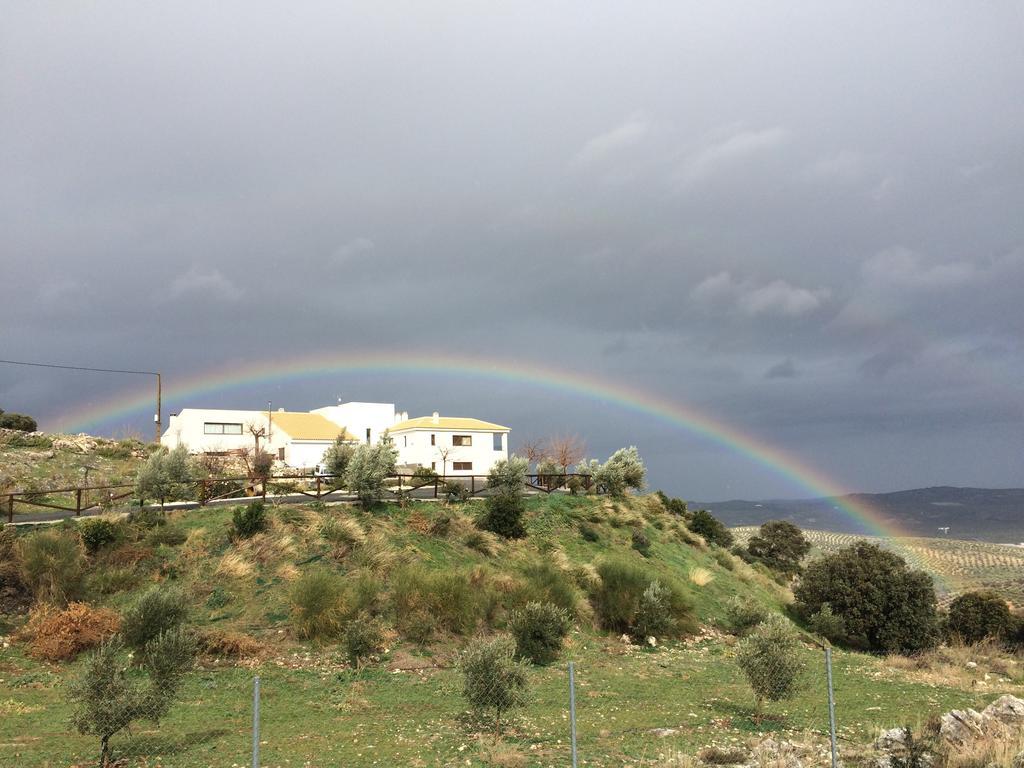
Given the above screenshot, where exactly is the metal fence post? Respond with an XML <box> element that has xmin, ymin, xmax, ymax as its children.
<box><xmin>569</xmin><ymin>661</ymin><xmax>578</xmax><ymax>768</ymax></box>
<box><xmin>252</xmin><ymin>675</ymin><xmax>261</xmax><ymax>768</ymax></box>
<box><xmin>825</xmin><ymin>647</ymin><xmax>838</xmax><ymax>768</ymax></box>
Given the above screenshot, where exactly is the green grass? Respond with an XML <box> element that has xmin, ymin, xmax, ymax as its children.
<box><xmin>1</xmin><ymin>496</ymin><xmax>1021</xmax><ymax>767</ymax></box>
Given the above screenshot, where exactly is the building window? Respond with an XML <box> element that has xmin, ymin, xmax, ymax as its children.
<box><xmin>403</xmin><ymin>436</ymin><xmax>407</xmax><ymax>447</ymax></box>
<box><xmin>452</xmin><ymin>435</ymin><xmax>472</xmax><ymax>446</ymax></box>
<box><xmin>431</xmin><ymin>462</ymin><xmax>436</xmax><ymax>470</ymax></box>
<box><xmin>278</xmin><ymin>447</ymin><xmax>285</xmax><ymax>460</ymax></box>
<box><xmin>430</xmin><ymin>434</ymin><xmax>435</xmax><ymax>446</ymax></box>
<box><xmin>204</xmin><ymin>422</ymin><xmax>243</xmax><ymax>435</ymax></box>
<box><xmin>453</xmin><ymin>462</ymin><xmax>473</xmax><ymax>471</ymax></box>
<box><xmin>493</xmin><ymin>433</ymin><xmax>503</xmax><ymax>451</ymax></box>
<box><xmin>365</xmin><ymin>427</ymin><xmax>371</xmax><ymax>444</ymax></box>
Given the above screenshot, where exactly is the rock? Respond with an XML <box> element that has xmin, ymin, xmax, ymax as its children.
<box><xmin>966</xmin><ymin>661</ymin><xmax>978</xmax><ymax>669</ymax></box>
<box><xmin>647</xmin><ymin>636</ymin><xmax>657</xmax><ymax>648</ymax></box>
<box><xmin>752</xmin><ymin>738</ymin><xmax>804</xmax><ymax>768</ymax></box>
<box><xmin>649</xmin><ymin>727</ymin><xmax>678</xmax><ymax>738</ymax></box>
<box><xmin>875</xmin><ymin>727</ymin><xmax>909</xmax><ymax>752</ymax></box>
<box><xmin>981</xmin><ymin>694</ymin><xmax>1024</xmax><ymax>725</ymax></box>
<box><xmin>939</xmin><ymin>709</ymin><xmax>987</xmax><ymax>745</ymax></box>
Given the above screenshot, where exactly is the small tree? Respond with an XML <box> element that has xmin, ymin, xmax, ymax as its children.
<box><xmin>734</xmin><ymin>614</ymin><xmax>805</xmax><ymax>720</ymax></box>
<box><xmin>477</xmin><ymin>492</ymin><xmax>527</xmax><ymax>539</ymax></box>
<box><xmin>344</xmin><ymin>435</ymin><xmax>398</xmax><ymax>509</ymax></box>
<box><xmin>508</xmin><ymin>602</ymin><xmax>571</xmax><ymax>665</ymax></box>
<box><xmin>744</xmin><ymin>520</ymin><xmax>810</xmax><ymax>576</ymax></box>
<box><xmin>946</xmin><ymin>590</ymin><xmax>1011</xmax><ymax>645</ymax></box>
<box><xmin>322</xmin><ymin>434</ymin><xmax>356</xmax><ymax>486</ymax></box>
<box><xmin>548</xmin><ymin>434</ymin><xmax>586</xmax><ymax>474</ymax></box>
<box><xmin>487</xmin><ymin>456</ymin><xmax>529</xmax><ymax>496</ymax></box>
<box><xmin>687</xmin><ymin>509</ymin><xmax>734</xmax><ymax>548</ymax></box>
<box><xmin>459</xmin><ymin>635</ymin><xmax>529</xmax><ymax>736</ymax></box>
<box><xmin>0</xmin><ymin>411</ymin><xmax>37</xmax><ymax>431</ymax></box>
<box><xmin>70</xmin><ymin>630</ymin><xmax>196</xmax><ymax>767</ymax></box>
<box><xmin>119</xmin><ymin>585</ymin><xmax>189</xmax><ymax>654</ymax></box>
<box><xmin>135</xmin><ymin>446</ymin><xmax>194</xmax><ymax>506</ymax></box>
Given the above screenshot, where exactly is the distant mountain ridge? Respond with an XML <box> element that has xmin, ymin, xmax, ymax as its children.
<box><xmin>697</xmin><ymin>486</ymin><xmax>1024</xmax><ymax>543</ymax></box>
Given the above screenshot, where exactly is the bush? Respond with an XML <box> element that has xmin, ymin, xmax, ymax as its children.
<box><xmin>343</xmin><ymin>614</ymin><xmax>384</xmax><ymax>668</ymax></box>
<box><xmin>119</xmin><ymin>586</ymin><xmax>189</xmax><ymax>653</ymax></box>
<box><xmin>392</xmin><ymin>567</ymin><xmax>483</xmax><ymax>642</ymax></box>
<box><xmin>19</xmin><ymin>602</ymin><xmax>121</xmax><ymax>661</ymax></box>
<box><xmin>444</xmin><ymin>480</ymin><xmax>470</xmax><ymax>503</ymax></box>
<box><xmin>794</xmin><ymin>541</ymin><xmax>938</xmax><ymax>655</ymax></box>
<box><xmin>322</xmin><ymin>435</ymin><xmax>356</xmax><ymax>484</ymax></box>
<box><xmin>712</xmin><ymin>549</ymin><xmax>735</xmax><ymax>571</ymax></box>
<box><xmin>129</xmin><ymin>507</ymin><xmax>166</xmax><ymax>529</ymax></box>
<box><xmin>631</xmin><ymin>528</ymin><xmax>652</xmax><ymax>557</ymax></box>
<box><xmin>734</xmin><ymin>614</ymin><xmax>806</xmax><ymax>718</ymax></box>
<box><xmin>344</xmin><ymin>437</ymin><xmax>399</xmax><ymax>508</ymax></box>
<box><xmin>70</xmin><ymin>631</ymin><xmax>195</xmax><ymax>767</ymax></box>
<box><xmin>657</xmin><ymin>491</ymin><xmax>689</xmax><ymax>517</ymax></box>
<box><xmin>508</xmin><ymin>602</ymin><xmax>571</xmax><ymax>665</ymax></box>
<box><xmin>291</xmin><ymin>569</ymin><xmax>345</xmax><ymax>641</ymax></box>
<box><xmin>743</xmin><ymin>520</ymin><xmax>810</xmax><ymax>576</ymax></box>
<box><xmin>135</xmin><ymin>445</ymin><xmax>194</xmax><ymax>504</ymax></box>
<box><xmin>590</xmin><ymin>557</ymin><xmax>692</xmax><ymax>640</ymax></box>
<box><xmin>515</xmin><ymin>560</ymin><xmax>579</xmax><ymax>616</ymax></box>
<box><xmin>477</xmin><ymin>492</ymin><xmax>526</xmax><ymax>539</ymax></box>
<box><xmin>0</xmin><ymin>528</ymin><xmax>28</xmax><ymax>601</ymax></box>
<box><xmin>688</xmin><ymin>510</ymin><xmax>734</xmax><ymax>548</ymax></box>
<box><xmin>724</xmin><ymin>596</ymin><xmax>770</xmax><ymax>637</ymax></box>
<box><xmin>459</xmin><ymin>635</ymin><xmax>529</xmax><ymax>736</ymax></box>
<box><xmin>566</xmin><ymin>475</ymin><xmax>583</xmax><ymax>495</ymax></box>
<box><xmin>945</xmin><ymin>591</ymin><xmax>1012</xmax><ymax>645</ymax></box>
<box><xmin>145</xmin><ymin>525</ymin><xmax>187</xmax><ymax>547</ymax></box>
<box><xmin>809</xmin><ymin>603</ymin><xmax>846</xmax><ymax>643</ymax></box>
<box><xmin>487</xmin><ymin>456</ymin><xmax>529</xmax><ymax>496</ymax></box>
<box><xmin>0</xmin><ymin>411</ymin><xmax>37</xmax><ymax>431</ymax></box>
<box><xmin>19</xmin><ymin>531</ymin><xmax>86</xmax><ymax>605</ymax></box>
<box><xmin>78</xmin><ymin>518</ymin><xmax>122</xmax><ymax>554</ymax></box>
<box><xmin>411</xmin><ymin>465</ymin><xmax>440</xmax><ymax>485</ymax></box>
<box><xmin>232</xmin><ymin>501</ymin><xmax>267</xmax><ymax>539</ymax></box>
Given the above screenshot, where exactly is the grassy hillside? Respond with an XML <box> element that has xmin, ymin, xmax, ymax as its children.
<box><xmin>2</xmin><ymin>495</ymin><xmax>1022</xmax><ymax>767</ymax></box>
<box><xmin>733</xmin><ymin>527</ymin><xmax>1024</xmax><ymax>608</ymax></box>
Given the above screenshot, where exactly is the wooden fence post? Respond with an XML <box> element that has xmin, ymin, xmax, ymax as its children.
<box><xmin>75</xmin><ymin>489</ymin><xmax>82</xmax><ymax>516</ymax></box>
<box><xmin>7</xmin><ymin>495</ymin><xmax>13</xmax><ymax>524</ymax></box>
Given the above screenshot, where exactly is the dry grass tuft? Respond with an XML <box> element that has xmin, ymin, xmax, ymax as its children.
<box><xmin>276</xmin><ymin>563</ymin><xmax>301</xmax><ymax>581</ymax></box>
<box><xmin>640</xmin><ymin>749</ymin><xmax>697</xmax><ymax>768</ymax></box>
<box><xmin>102</xmin><ymin>542</ymin><xmax>154</xmax><ymax>567</ymax></box>
<box><xmin>689</xmin><ymin>566</ymin><xmax>715</xmax><ymax>587</ymax></box>
<box><xmin>216</xmin><ymin>551</ymin><xmax>255</xmax><ymax>580</ymax></box>
<box><xmin>236</xmin><ymin>531</ymin><xmax>297</xmax><ymax>565</ymax></box>
<box><xmin>406</xmin><ymin>510</ymin><xmax>433</xmax><ymax>535</ymax></box>
<box><xmin>18</xmin><ymin>602</ymin><xmax>120</xmax><ymax>661</ymax></box>
<box><xmin>572</xmin><ymin>562</ymin><xmax>601</xmax><ymax>590</ymax></box>
<box><xmin>350</xmin><ymin>530</ymin><xmax>399</xmax><ymax>573</ymax></box>
<box><xmin>463</xmin><ymin>529</ymin><xmax>501</xmax><ymax>557</ymax></box>
<box><xmin>181</xmin><ymin>527</ymin><xmax>210</xmax><ymax>561</ymax></box>
<box><xmin>478</xmin><ymin>740</ymin><xmax>528</xmax><ymax>767</ymax></box>
<box><xmin>198</xmin><ymin>628</ymin><xmax>263</xmax><ymax>659</ymax></box>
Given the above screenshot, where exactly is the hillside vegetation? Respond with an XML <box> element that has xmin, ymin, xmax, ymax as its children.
<box><xmin>2</xmin><ymin>494</ymin><xmax>1023</xmax><ymax>767</ymax></box>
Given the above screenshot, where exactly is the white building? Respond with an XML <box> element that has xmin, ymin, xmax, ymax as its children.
<box><xmin>161</xmin><ymin>402</ymin><xmax>510</xmax><ymax>474</ymax></box>
<box><xmin>389</xmin><ymin>412</ymin><xmax>509</xmax><ymax>476</ymax></box>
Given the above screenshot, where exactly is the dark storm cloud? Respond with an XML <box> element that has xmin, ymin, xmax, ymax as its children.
<box><xmin>2</xmin><ymin>1</ymin><xmax>1023</xmax><ymax>498</ymax></box>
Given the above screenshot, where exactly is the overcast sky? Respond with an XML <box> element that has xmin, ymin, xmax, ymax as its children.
<box><xmin>2</xmin><ymin>2</ymin><xmax>1023</xmax><ymax>500</ymax></box>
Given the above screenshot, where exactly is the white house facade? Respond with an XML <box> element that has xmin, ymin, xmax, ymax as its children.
<box><xmin>389</xmin><ymin>413</ymin><xmax>509</xmax><ymax>476</ymax></box>
<box><xmin>161</xmin><ymin>402</ymin><xmax>510</xmax><ymax>474</ymax></box>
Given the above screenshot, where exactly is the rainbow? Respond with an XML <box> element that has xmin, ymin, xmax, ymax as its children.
<box><xmin>51</xmin><ymin>350</ymin><xmax>904</xmax><ymax>533</ymax></box>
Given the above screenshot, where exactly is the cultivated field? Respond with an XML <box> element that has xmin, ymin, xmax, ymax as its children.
<box><xmin>733</xmin><ymin>527</ymin><xmax>1024</xmax><ymax>607</ymax></box>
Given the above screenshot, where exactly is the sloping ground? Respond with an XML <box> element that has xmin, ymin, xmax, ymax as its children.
<box><xmin>0</xmin><ymin>496</ymin><xmax>1021</xmax><ymax>767</ymax></box>
<box><xmin>733</xmin><ymin>527</ymin><xmax>1024</xmax><ymax>608</ymax></box>
<box><xmin>0</xmin><ymin>430</ymin><xmax>149</xmax><ymax>494</ymax></box>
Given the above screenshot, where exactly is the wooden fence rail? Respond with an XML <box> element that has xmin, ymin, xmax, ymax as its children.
<box><xmin>5</xmin><ymin>472</ymin><xmax>595</xmax><ymax>523</ymax></box>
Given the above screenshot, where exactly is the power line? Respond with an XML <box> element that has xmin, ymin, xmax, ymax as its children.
<box><xmin>0</xmin><ymin>358</ymin><xmax>163</xmax><ymax>441</ymax></box>
<box><xmin>0</xmin><ymin>358</ymin><xmax>158</xmax><ymax>376</ymax></box>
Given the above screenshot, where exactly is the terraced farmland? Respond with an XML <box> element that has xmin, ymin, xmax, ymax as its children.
<box><xmin>732</xmin><ymin>527</ymin><xmax>1024</xmax><ymax>607</ymax></box>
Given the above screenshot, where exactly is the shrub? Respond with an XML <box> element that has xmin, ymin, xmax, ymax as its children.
<box><xmin>657</xmin><ymin>491</ymin><xmax>689</xmax><ymax>517</ymax></box>
<box><xmin>119</xmin><ymin>586</ymin><xmax>189</xmax><ymax>654</ymax></box>
<box><xmin>197</xmin><ymin>629</ymin><xmax>262</xmax><ymax>658</ymax></box>
<box><xmin>590</xmin><ymin>557</ymin><xmax>692</xmax><ymax>639</ymax></box>
<box><xmin>444</xmin><ymin>480</ymin><xmax>470</xmax><ymax>503</ymax></box>
<box><xmin>579</xmin><ymin>522</ymin><xmax>600</xmax><ymax>542</ymax></box>
<box><xmin>129</xmin><ymin>507</ymin><xmax>166</xmax><ymax>529</ymax></box>
<box><xmin>566</xmin><ymin>475</ymin><xmax>583</xmax><ymax>495</ymax></box>
<box><xmin>631</xmin><ymin>528</ymin><xmax>652</xmax><ymax>557</ymax></box>
<box><xmin>794</xmin><ymin>541</ymin><xmax>939</xmax><ymax>655</ymax></box>
<box><xmin>463</xmin><ymin>529</ymin><xmax>499</xmax><ymax>556</ymax></box>
<box><xmin>0</xmin><ymin>528</ymin><xmax>28</xmax><ymax>601</ymax></box>
<box><xmin>734</xmin><ymin>614</ymin><xmax>806</xmax><ymax>718</ymax></box>
<box><xmin>515</xmin><ymin>560</ymin><xmax>579</xmax><ymax>615</ymax></box>
<box><xmin>743</xmin><ymin>520</ymin><xmax>810</xmax><ymax>576</ymax></box>
<box><xmin>809</xmin><ymin>603</ymin><xmax>846</xmax><ymax>643</ymax></box>
<box><xmin>135</xmin><ymin>445</ymin><xmax>194</xmax><ymax>504</ymax></box>
<box><xmin>487</xmin><ymin>456</ymin><xmax>529</xmax><ymax>496</ymax></box>
<box><xmin>724</xmin><ymin>596</ymin><xmax>770</xmax><ymax>636</ymax></box>
<box><xmin>713</xmin><ymin>549</ymin><xmax>735</xmax><ymax>571</ymax></box>
<box><xmin>412</xmin><ymin>465</ymin><xmax>440</xmax><ymax>485</ymax></box>
<box><xmin>945</xmin><ymin>591</ymin><xmax>1012</xmax><ymax>645</ymax></box>
<box><xmin>344</xmin><ymin>436</ymin><xmax>399</xmax><ymax>508</ymax></box>
<box><xmin>343</xmin><ymin>614</ymin><xmax>384</xmax><ymax>668</ymax></box>
<box><xmin>88</xmin><ymin>567</ymin><xmax>139</xmax><ymax>596</ymax></box>
<box><xmin>319</xmin><ymin>515</ymin><xmax>366</xmax><ymax>551</ymax></box>
<box><xmin>477</xmin><ymin>493</ymin><xmax>526</xmax><ymax>539</ymax></box>
<box><xmin>687</xmin><ymin>510</ymin><xmax>734</xmax><ymax>548</ymax></box>
<box><xmin>20</xmin><ymin>603</ymin><xmax>121</xmax><ymax>661</ymax></box>
<box><xmin>232</xmin><ymin>501</ymin><xmax>267</xmax><ymax>539</ymax></box>
<box><xmin>145</xmin><ymin>525</ymin><xmax>187</xmax><ymax>547</ymax></box>
<box><xmin>0</xmin><ymin>412</ymin><xmax>37</xmax><ymax>431</ymax></box>
<box><xmin>459</xmin><ymin>635</ymin><xmax>529</xmax><ymax>736</ymax></box>
<box><xmin>77</xmin><ymin>519</ymin><xmax>121</xmax><ymax>554</ymax></box>
<box><xmin>392</xmin><ymin>567</ymin><xmax>483</xmax><ymax>642</ymax></box>
<box><xmin>19</xmin><ymin>531</ymin><xmax>86</xmax><ymax>606</ymax></box>
<box><xmin>322</xmin><ymin>435</ymin><xmax>356</xmax><ymax>484</ymax></box>
<box><xmin>70</xmin><ymin>631</ymin><xmax>195</xmax><ymax>767</ymax></box>
<box><xmin>633</xmin><ymin>580</ymin><xmax>674</xmax><ymax>640</ymax></box>
<box><xmin>291</xmin><ymin>569</ymin><xmax>345</xmax><ymax>640</ymax></box>
<box><xmin>508</xmin><ymin>602</ymin><xmax>571</xmax><ymax>665</ymax></box>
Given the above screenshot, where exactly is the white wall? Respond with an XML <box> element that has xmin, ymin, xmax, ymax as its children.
<box><xmin>284</xmin><ymin>440</ymin><xmax>333</xmax><ymax>469</ymax></box>
<box><xmin>161</xmin><ymin>409</ymin><xmax>269</xmax><ymax>453</ymax></box>
<box><xmin>394</xmin><ymin>428</ymin><xmax>508</xmax><ymax>475</ymax></box>
<box><xmin>312</xmin><ymin>402</ymin><xmax>396</xmax><ymax>445</ymax></box>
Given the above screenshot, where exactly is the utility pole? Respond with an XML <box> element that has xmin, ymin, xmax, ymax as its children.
<box><xmin>155</xmin><ymin>372</ymin><xmax>162</xmax><ymax>443</ymax></box>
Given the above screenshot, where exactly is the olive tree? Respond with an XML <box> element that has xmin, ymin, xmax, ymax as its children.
<box><xmin>135</xmin><ymin>446</ymin><xmax>194</xmax><ymax>506</ymax></box>
<box><xmin>734</xmin><ymin>614</ymin><xmax>805</xmax><ymax>720</ymax></box>
<box><xmin>344</xmin><ymin>434</ymin><xmax>398</xmax><ymax>508</ymax></box>
<box><xmin>459</xmin><ymin>635</ymin><xmax>529</xmax><ymax>736</ymax></box>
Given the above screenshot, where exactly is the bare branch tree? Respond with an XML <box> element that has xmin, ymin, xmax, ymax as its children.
<box><xmin>548</xmin><ymin>434</ymin><xmax>586</xmax><ymax>473</ymax></box>
<box><xmin>516</xmin><ymin>439</ymin><xmax>548</xmax><ymax>470</ymax></box>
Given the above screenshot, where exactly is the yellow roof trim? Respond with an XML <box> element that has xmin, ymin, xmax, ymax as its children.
<box><xmin>388</xmin><ymin>416</ymin><xmax>510</xmax><ymax>432</ymax></box>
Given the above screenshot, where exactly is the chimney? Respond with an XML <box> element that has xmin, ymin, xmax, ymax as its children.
<box><xmin>432</xmin><ymin>411</ymin><xmax>439</xmax><ymax>424</ymax></box>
